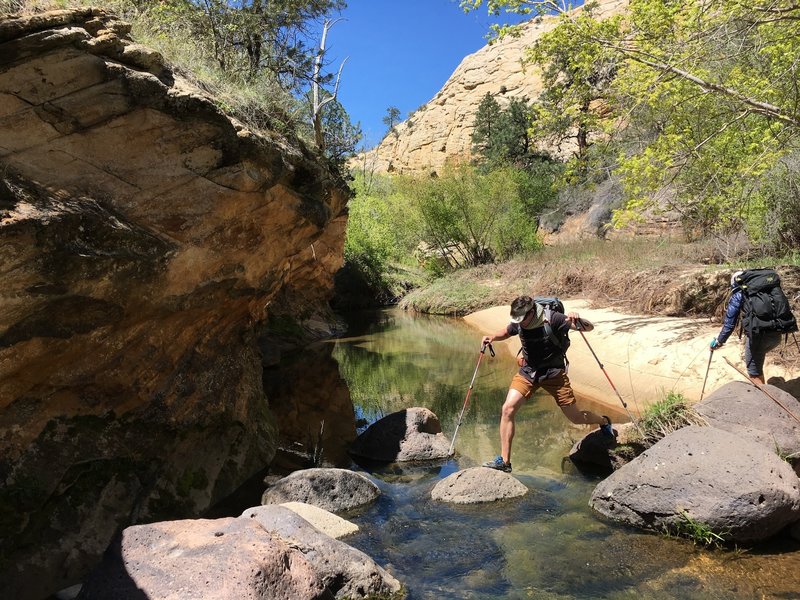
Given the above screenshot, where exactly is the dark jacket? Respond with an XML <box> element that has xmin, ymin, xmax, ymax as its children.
<box><xmin>717</xmin><ymin>289</ymin><xmax>743</xmax><ymax>344</ymax></box>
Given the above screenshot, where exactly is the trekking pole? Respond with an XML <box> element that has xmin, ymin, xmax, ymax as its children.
<box><xmin>575</xmin><ymin>321</ymin><xmax>645</xmax><ymax>437</ymax></box>
<box><xmin>448</xmin><ymin>341</ymin><xmax>495</xmax><ymax>456</ymax></box>
<box><xmin>699</xmin><ymin>346</ymin><xmax>714</xmax><ymax>402</ymax></box>
<box><xmin>722</xmin><ymin>356</ymin><xmax>800</xmax><ymax>425</ymax></box>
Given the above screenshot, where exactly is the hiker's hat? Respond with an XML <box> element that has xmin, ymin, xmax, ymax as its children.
<box><xmin>510</xmin><ymin>297</ymin><xmax>538</xmax><ymax>323</ymax></box>
<box><xmin>731</xmin><ymin>270</ymin><xmax>744</xmax><ymax>288</ymax></box>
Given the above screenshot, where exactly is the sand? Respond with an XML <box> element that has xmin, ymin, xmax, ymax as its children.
<box><xmin>463</xmin><ymin>299</ymin><xmax>795</xmax><ymax>416</ymax></box>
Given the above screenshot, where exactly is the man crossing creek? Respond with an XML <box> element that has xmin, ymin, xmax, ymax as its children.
<box><xmin>480</xmin><ymin>295</ymin><xmax>614</xmax><ymax>473</ymax></box>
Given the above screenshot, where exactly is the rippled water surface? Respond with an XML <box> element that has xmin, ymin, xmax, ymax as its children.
<box><xmin>324</xmin><ymin>309</ymin><xmax>800</xmax><ymax>600</ymax></box>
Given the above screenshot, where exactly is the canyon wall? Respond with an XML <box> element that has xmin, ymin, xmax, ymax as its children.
<box><xmin>0</xmin><ymin>9</ymin><xmax>350</xmax><ymax>597</ymax></box>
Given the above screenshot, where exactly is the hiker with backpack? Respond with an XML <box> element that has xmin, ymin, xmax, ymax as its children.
<box><xmin>710</xmin><ymin>269</ymin><xmax>798</xmax><ymax>385</ymax></box>
<box><xmin>481</xmin><ymin>295</ymin><xmax>614</xmax><ymax>473</ymax></box>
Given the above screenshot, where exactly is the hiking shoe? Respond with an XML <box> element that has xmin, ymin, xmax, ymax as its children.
<box><xmin>600</xmin><ymin>416</ymin><xmax>616</xmax><ymax>438</ymax></box>
<box><xmin>482</xmin><ymin>456</ymin><xmax>512</xmax><ymax>472</ymax></box>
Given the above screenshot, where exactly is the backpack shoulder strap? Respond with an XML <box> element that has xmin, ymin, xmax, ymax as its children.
<box><xmin>542</xmin><ymin>306</ymin><xmax>566</xmax><ymax>351</ymax></box>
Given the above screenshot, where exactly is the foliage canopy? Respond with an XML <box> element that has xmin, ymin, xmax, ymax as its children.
<box><xmin>462</xmin><ymin>0</ymin><xmax>800</xmax><ymax>254</ymax></box>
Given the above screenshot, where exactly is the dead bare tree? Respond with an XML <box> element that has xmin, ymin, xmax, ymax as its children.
<box><xmin>312</xmin><ymin>18</ymin><xmax>347</xmax><ymax>152</ymax></box>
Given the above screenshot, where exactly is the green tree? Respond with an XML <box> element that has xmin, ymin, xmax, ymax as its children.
<box><xmin>398</xmin><ymin>165</ymin><xmax>547</xmax><ymax>267</ymax></box>
<box><xmin>120</xmin><ymin>0</ymin><xmax>344</xmax><ymax>88</ymax></box>
<box><xmin>610</xmin><ymin>0</ymin><xmax>800</xmax><ymax>244</ymax></box>
<box><xmin>462</xmin><ymin>0</ymin><xmax>800</xmax><ymax>250</ymax></box>
<box><xmin>525</xmin><ymin>9</ymin><xmax>620</xmax><ymax>164</ymax></box>
<box><xmin>309</xmin><ymin>97</ymin><xmax>362</xmax><ymax>167</ymax></box>
<box><xmin>498</xmin><ymin>96</ymin><xmax>537</xmax><ymax>165</ymax></box>
<box><xmin>471</xmin><ymin>93</ymin><xmax>503</xmax><ymax>161</ymax></box>
<box><xmin>472</xmin><ymin>94</ymin><xmax>547</xmax><ymax>169</ymax></box>
<box><xmin>382</xmin><ymin>106</ymin><xmax>402</xmax><ymax>133</ymax></box>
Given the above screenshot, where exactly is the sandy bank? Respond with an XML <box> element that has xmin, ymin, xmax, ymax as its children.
<box><xmin>463</xmin><ymin>300</ymin><xmax>795</xmax><ymax>417</ymax></box>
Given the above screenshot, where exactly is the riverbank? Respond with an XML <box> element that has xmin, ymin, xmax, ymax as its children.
<box><xmin>463</xmin><ymin>300</ymin><xmax>799</xmax><ymax>419</ymax></box>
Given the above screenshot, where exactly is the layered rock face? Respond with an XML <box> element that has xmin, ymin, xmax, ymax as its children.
<box><xmin>363</xmin><ymin>0</ymin><xmax>626</xmax><ymax>175</ymax></box>
<box><xmin>0</xmin><ymin>8</ymin><xmax>349</xmax><ymax>598</ymax></box>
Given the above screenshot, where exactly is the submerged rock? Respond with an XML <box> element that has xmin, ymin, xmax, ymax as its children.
<box><xmin>431</xmin><ymin>467</ymin><xmax>528</xmax><ymax>504</ymax></box>
<box><xmin>590</xmin><ymin>426</ymin><xmax>800</xmax><ymax>543</ymax></box>
<box><xmin>261</xmin><ymin>468</ymin><xmax>380</xmax><ymax>514</ymax></box>
<box><xmin>349</xmin><ymin>407</ymin><xmax>451</xmax><ymax>462</ymax></box>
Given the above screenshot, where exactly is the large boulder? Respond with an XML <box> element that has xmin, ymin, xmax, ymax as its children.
<box><xmin>568</xmin><ymin>427</ymin><xmax>619</xmax><ymax>471</ymax></box>
<box><xmin>590</xmin><ymin>426</ymin><xmax>800</xmax><ymax>543</ymax></box>
<box><xmin>77</xmin><ymin>511</ymin><xmax>402</xmax><ymax>600</ymax></box>
<box><xmin>431</xmin><ymin>467</ymin><xmax>528</xmax><ymax>504</ymax></box>
<box><xmin>349</xmin><ymin>407</ymin><xmax>451</xmax><ymax>462</ymax></box>
<box><xmin>261</xmin><ymin>468</ymin><xmax>380</xmax><ymax>514</ymax></box>
<box><xmin>696</xmin><ymin>381</ymin><xmax>800</xmax><ymax>459</ymax></box>
<box><xmin>76</xmin><ymin>517</ymin><xmax>328</xmax><ymax>600</ymax></box>
<box><xmin>242</xmin><ymin>506</ymin><xmax>402</xmax><ymax>598</ymax></box>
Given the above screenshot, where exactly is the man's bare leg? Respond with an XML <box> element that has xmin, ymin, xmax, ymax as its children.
<box><xmin>500</xmin><ymin>388</ymin><xmax>526</xmax><ymax>464</ymax></box>
<box><xmin>749</xmin><ymin>374</ymin><xmax>766</xmax><ymax>385</ymax></box>
<box><xmin>560</xmin><ymin>403</ymin><xmax>605</xmax><ymax>426</ymax></box>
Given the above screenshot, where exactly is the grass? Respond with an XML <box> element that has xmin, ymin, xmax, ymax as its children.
<box><xmin>398</xmin><ymin>237</ymin><xmax>800</xmax><ymax>322</ymax></box>
<box><xmin>398</xmin><ymin>277</ymin><xmax>495</xmax><ymax>316</ymax></box>
<box><xmin>667</xmin><ymin>510</ymin><xmax>728</xmax><ymax>548</ymax></box>
<box><xmin>632</xmin><ymin>392</ymin><xmax>707</xmax><ymax>448</ymax></box>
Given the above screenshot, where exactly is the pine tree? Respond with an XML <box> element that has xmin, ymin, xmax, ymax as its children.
<box><xmin>471</xmin><ymin>93</ymin><xmax>502</xmax><ymax>163</ymax></box>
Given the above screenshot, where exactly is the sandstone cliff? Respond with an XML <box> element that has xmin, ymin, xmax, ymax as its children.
<box><xmin>0</xmin><ymin>8</ymin><xmax>349</xmax><ymax>597</ymax></box>
<box><xmin>363</xmin><ymin>0</ymin><xmax>626</xmax><ymax>175</ymax></box>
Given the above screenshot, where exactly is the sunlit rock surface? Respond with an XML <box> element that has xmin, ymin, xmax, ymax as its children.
<box><xmin>261</xmin><ymin>468</ymin><xmax>380</xmax><ymax>513</ymax></box>
<box><xmin>0</xmin><ymin>8</ymin><xmax>349</xmax><ymax>597</ymax></box>
<box><xmin>696</xmin><ymin>381</ymin><xmax>800</xmax><ymax>460</ymax></box>
<box><xmin>431</xmin><ymin>467</ymin><xmax>528</xmax><ymax>504</ymax></box>
<box><xmin>77</xmin><ymin>512</ymin><xmax>400</xmax><ymax>600</ymax></box>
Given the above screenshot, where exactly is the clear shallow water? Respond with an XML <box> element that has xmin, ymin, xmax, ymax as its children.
<box><xmin>326</xmin><ymin>309</ymin><xmax>800</xmax><ymax>600</ymax></box>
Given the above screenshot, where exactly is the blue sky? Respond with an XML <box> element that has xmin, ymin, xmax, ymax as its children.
<box><xmin>326</xmin><ymin>0</ymin><xmax>527</xmax><ymax>148</ymax></box>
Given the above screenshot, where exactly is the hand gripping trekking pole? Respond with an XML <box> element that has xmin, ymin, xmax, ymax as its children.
<box><xmin>575</xmin><ymin>320</ymin><xmax>645</xmax><ymax>437</ymax></box>
<box><xmin>722</xmin><ymin>357</ymin><xmax>800</xmax><ymax>425</ymax></box>
<box><xmin>448</xmin><ymin>341</ymin><xmax>495</xmax><ymax>456</ymax></box>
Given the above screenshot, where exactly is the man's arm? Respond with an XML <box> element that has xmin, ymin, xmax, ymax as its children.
<box><xmin>565</xmin><ymin>312</ymin><xmax>594</xmax><ymax>332</ymax></box>
<box><xmin>715</xmin><ymin>290</ymin><xmax>742</xmax><ymax>345</ymax></box>
<box><xmin>482</xmin><ymin>326</ymin><xmax>512</xmax><ymax>345</ymax></box>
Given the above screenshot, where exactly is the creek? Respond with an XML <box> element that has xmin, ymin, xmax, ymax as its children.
<box><xmin>259</xmin><ymin>308</ymin><xmax>800</xmax><ymax>599</ymax></box>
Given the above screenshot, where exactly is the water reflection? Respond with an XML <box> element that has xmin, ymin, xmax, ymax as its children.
<box><xmin>327</xmin><ymin>308</ymin><xmax>800</xmax><ymax>600</ymax></box>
